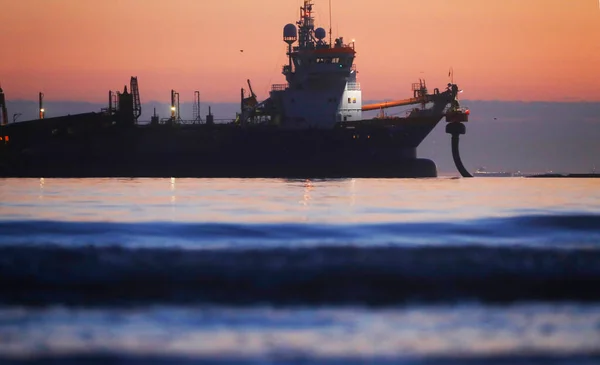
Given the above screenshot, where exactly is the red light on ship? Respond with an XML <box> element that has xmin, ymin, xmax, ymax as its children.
<box><xmin>445</xmin><ymin>108</ymin><xmax>470</xmax><ymax>123</ymax></box>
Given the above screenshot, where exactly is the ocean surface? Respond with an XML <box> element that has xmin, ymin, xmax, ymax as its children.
<box><xmin>0</xmin><ymin>177</ymin><xmax>599</xmax><ymax>365</ymax></box>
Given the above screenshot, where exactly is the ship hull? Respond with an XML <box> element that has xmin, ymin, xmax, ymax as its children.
<box><xmin>1</xmin><ymin>157</ymin><xmax>438</xmax><ymax>179</ymax></box>
<box><xmin>0</xmin><ymin>114</ymin><xmax>442</xmax><ymax>178</ymax></box>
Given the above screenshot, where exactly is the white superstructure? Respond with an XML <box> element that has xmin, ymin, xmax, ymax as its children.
<box><xmin>246</xmin><ymin>1</ymin><xmax>362</xmax><ymax>128</ymax></box>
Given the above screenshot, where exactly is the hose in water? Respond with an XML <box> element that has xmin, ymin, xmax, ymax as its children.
<box><xmin>451</xmin><ymin>135</ymin><xmax>473</xmax><ymax>178</ymax></box>
<box><xmin>446</xmin><ymin>122</ymin><xmax>473</xmax><ymax>178</ymax></box>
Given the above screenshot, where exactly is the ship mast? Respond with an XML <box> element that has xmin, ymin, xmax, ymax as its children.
<box><xmin>297</xmin><ymin>0</ymin><xmax>316</xmax><ymax>50</ymax></box>
<box><xmin>272</xmin><ymin>0</ymin><xmax>359</xmax><ymax>128</ymax></box>
<box><xmin>0</xmin><ymin>84</ymin><xmax>8</xmax><ymax>126</ymax></box>
<box><xmin>329</xmin><ymin>0</ymin><xmax>333</xmax><ymax>48</ymax></box>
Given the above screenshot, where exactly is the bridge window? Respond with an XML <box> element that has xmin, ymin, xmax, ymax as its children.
<box><xmin>315</xmin><ymin>57</ymin><xmax>343</xmax><ymax>64</ymax></box>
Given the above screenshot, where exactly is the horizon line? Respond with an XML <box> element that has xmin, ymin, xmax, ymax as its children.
<box><xmin>6</xmin><ymin>98</ymin><xmax>600</xmax><ymax>104</ymax></box>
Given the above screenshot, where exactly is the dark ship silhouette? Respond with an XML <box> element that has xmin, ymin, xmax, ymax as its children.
<box><xmin>0</xmin><ymin>1</ymin><xmax>471</xmax><ymax>178</ymax></box>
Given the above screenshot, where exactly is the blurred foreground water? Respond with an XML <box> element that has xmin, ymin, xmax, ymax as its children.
<box><xmin>1</xmin><ymin>177</ymin><xmax>599</xmax><ymax>364</ymax></box>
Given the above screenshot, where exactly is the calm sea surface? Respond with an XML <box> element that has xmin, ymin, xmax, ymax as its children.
<box><xmin>1</xmin><ymin>177</ymin><xmax>600</xmax><ymax>364</ymax></box>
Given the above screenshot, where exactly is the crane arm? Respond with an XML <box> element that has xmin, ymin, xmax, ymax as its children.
<box><xmin>247</xmin><ymin>79</ymin><xmax>257</xmax><ymax>99</ymax></box>
<box><xmin>361</xmin><ymin>96</ymin><xmax>428</xmax><ymax>112</ymax></box>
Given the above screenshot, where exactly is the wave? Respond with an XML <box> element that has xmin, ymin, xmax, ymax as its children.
<box><xmin>1</xmin><ymin>213</ymin><xmax>600</xmax><ymax>249</ymax></box>
<box><xmin>2</xmin><ymin>354</ymin><xmax>600</xmax><ymax>365</ymax></box>
<box><xmin>1</xmin><ymin>244</ymin><xmax>599</xmax><ymax>306</ymax></box>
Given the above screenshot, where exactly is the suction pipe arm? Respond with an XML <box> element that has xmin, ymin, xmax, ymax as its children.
<box><xmin>446</xmin><ymin>122</ymin><xmax>473</xmax><ymax>178</ymax></box>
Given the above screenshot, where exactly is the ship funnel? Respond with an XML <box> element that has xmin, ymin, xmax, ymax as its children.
<box><xmin>283</xmin><ymin>23</ymin><xmax>297</xmax><ymax>44</ymax></box>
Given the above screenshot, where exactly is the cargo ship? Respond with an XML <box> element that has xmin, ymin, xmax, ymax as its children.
<box><xmin>0</xmin><ymin>0</ymin><xmax>470</xmax><ymax>178</ymax></box>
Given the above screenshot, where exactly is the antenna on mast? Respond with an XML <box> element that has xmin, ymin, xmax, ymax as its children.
<box><xmin>329</xmin><ymin>0</ymin><xmax>333</xmax><ymax>47</ymax></box>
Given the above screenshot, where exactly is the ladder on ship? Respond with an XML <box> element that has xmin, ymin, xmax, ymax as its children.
<box><xmin>130</xmin><ymin>77</ymin><xmax>142</xmax><ymax>122</ymax></box>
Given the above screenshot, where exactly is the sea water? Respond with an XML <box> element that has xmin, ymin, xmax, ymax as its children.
<box><xmin>0</xmin><ymin>177</ymin><xmax>599</xmax><ymax>364</ymax></box>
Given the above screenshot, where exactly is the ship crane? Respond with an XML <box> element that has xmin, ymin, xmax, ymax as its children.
<box><xmin>361</xmin><ymin>96</ymin><xmax>428</xmax><ymax>112</ymax></box>
<box><xmin>239</xmin><ymin>79</ymin><xmax>263</xmax><ymax>125</ymax></box>
<box><xmin>130</xmin><ymin>77</ymin><xmax>142</xmax><ymax>122</ymax></box>
<box><xmin>246</xmin><ymin>79</ymin><xmax>258</xmax><ymax>104</ymax></box>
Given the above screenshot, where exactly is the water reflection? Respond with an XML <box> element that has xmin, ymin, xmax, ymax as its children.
<box><xmin>0</xmin><ymin>177</ymin><xmax>599</xmax><ymax>223</ymax></box>
<box><xmin>38</xmin><ymin>177</ymin><xmax>45</xmax><ymax>200</ymax></box>
<box><xmin>349</xmin><ymin>178</ymin><xmax>356</xmax><ymax>207</ymax></box>
<box><xmin>301</xmin><ymin>179</ymin><xmax>313</xmax><ymax>206</ymax></box>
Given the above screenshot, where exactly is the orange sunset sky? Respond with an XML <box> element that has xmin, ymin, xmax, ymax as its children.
<box><xmin>1</xmin><ymin>0</ymin><xmax>600</xmax><ymax>103</ymax></box>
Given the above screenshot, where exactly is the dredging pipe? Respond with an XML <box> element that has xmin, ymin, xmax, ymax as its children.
<box><xmin>446</xmin><ymin>122</ymin><xmax>473</xmax><ymax>178</ymax></box>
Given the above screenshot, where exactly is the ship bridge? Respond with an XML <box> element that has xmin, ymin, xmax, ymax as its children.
<box><xmin>243</xmin><ymin>1</ymin><xmax>363</xmax><ymax>128</ymax></box>
<box><xmin>282</xmin><ymin>1</ymin><xmax>355</xmax><ymax>81</ymax></box>
<box><xmin>289</xmin><ymin>46</ymin><xmax>355</xmax><ymax>76</ymax></box>
<box><xmin>260</xmin><ymin>0</ymin><xmax>360</xmax><ymax>128</ymax></box>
